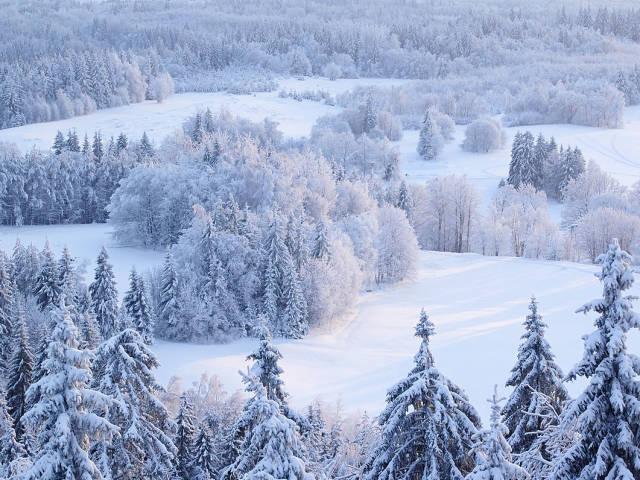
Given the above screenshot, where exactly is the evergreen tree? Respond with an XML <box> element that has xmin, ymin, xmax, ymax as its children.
<box><xmin>123</xmin><ymin>267</ymin><xmax>154</xmax><ymax>344</ymax></box>
<box><xmin>0</xmin><ymin>386</ymin><xmax>29</xmax><ymax>479</ymax></box>
<box><xmin>363</xmin><ymin>93</ymin><xmax>377</xmax><ymax>135</ymax></box>
<box><xmin>508</xmin><ymin>131</ymin><xmax>537</xmax><ymax>189</ymax></box>
<box><xmin>532</xmin><ymin>133</ymin><xmax>548</xmax><ymax>191</ymax></box>
<box><xmin>89</xmin><ymin>245</ymin><xmax>119</xmax><ymax>340</ymax></box>
<box><xmin>116</xmin><ymin>132</ymin><xmax>128</xmax><ymax>152</ymax></box>
<box><xmin>31</xmin><ymin>323</ymin><xmax>50</xmax><ymax>386</ymax></box>
<box><xmin>6</xmin><ymin>302</ymin><xmax>33</xmax><ymax>442</ymax></box>
<box><xmin>140</xmin><ymin>132</ymin><xmax>154</xmax><ymax>157</ymax></box>
<box><xmin>53</xmin><ymin>130</ymin><xmax>66</xmax><ymax>155</ymax></box>
<box><xmin>34</xmin><ymin>240</ymin><xmax>61</xmax><ymax>312</ymax></box>
<box><xmin>67</xmin><ymin>129</ymin><xmax>80</xmax><ymax>152</ymax></box>
<box><xmin>22</xmin><ymin>302</ymin><xmax>118</xmax><ymax>480</ymax></box>
<box><xmin>312</xmin><ymin>220</ymin><xmax>331</xmax><ymax>261</ymax></box>
<box><xmin>552</xmin><ymin>239</ymin><xmax>640</xmax><ymax>480</ymax></box>
<box><xmin>417</xmin><ymin>110</ymin><xmax>442</xmax><ymax>161</ymax></box>
<box><xmin>202</xmin><ymin>145</ymin><xmax>214</xmax><ymax>166</ymax></box>
<box><xmin>174</xmin><ymin>393</ymin><xmax>197</xmax><ymax>480</ymax></box>
<box><xmin>556</xmin><ymin>146</ymin><xmax>586</xmax><ymax>199</ymax></box>
<box><xmin>193</xmin><ymin>423</ymin><xmax>217</xmax><ymax>480</ymax></box>
<box><xmin>58</xmin><ymin>244</ymin><xmax>77</xmax><ymax>308</ymax></box>
<box><xmin>502</xmin><ymin>296</ymin><xmax>569</xmax><ymax>456</ymax></box>
<box><xmin>203</xmin><ymin>108</ymin><xmax>214</xmax><ymax>133</ymax></box>
<box><xmin>82</xmin><ymin>133</ymin><xmax>92</xmax><ymax>156</ymax></box>
<box><xmin>465</xmin><ymin>386</ymin><xmax>529</xmax><ymax>480</ymax></box>
<box><xmin>0</xmin><ymin>254</ymin><xmax>14</xmax><ymax>367</ymax></box>
<box><xmin>282</xmin><ymin>264</ymin><xmax>308</xmax><ymax>338</ymax></box>
<box><xmin>222</xmin><ymin>372</ymin><xmax>312</xmax><ymax>480</ymax></box>
<box><xmin>93</xmin><ymin>130</ymin><xmax>104</xmax><ymax>160</ymax></box>
<box><xmin>193</xmin><ymin>113</ymin><xmax>204</xmax><ymax>144</ymax></box>
<box><xmin>396</xmin><ymin>180</ymin><xmax>413</xmax><ymax>222</ymax></box>
<box><xmin>78</xmin><ymin>310</ymin><xmax>100</xmax><ymax>350</ymax></box>
<box><xmin>159</xmin><ymin>250</ymin><xmax>180</xmax><ymax>339</ymax></box>
<box><xmin>92</xmin><ymin>329</ymin><xmax>176</xmax><ymax>480</ymax></box>
<box><xmin>364</xmin><ymin>310</ymin><xmax>482</xmax><ymax>480</ymax></box>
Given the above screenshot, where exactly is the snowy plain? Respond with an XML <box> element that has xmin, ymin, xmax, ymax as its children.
<box><xmin>1</xmin><ymin>78</ymin><xmax>640</xmax><ymax>422</ymax></box>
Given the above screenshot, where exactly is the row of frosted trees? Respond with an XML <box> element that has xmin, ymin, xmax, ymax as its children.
<box><xmin>2</xmin><ymin>237</ymin><xmax>638</xmax><ymax>479</ymax></box>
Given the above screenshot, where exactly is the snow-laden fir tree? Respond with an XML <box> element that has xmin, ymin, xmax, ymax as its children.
<box><xmin>465</xmin><ymin>386</ymin><xmax>529</xmax><ymax>480</ymax></box>
<box><xmin>312</xmin><ymin>219</ymin><xmax>331</xmax><ymax>261</ymax></box>
<box><xmin>502</xmin><ymin>296</ymin><xmax>569</xmax><ymax>456</ymax></box>
<box><xmin>551</xmin><ymin>238</ymin><xmax>640</xmax><ymax>480</ymax></box>
<box><xmin>363</xmin><ymin>309</ymin><xmax>482</xmax><ymax>480</ymax></box>
<box><xmin>35</xmin><ymin>240</ymin><xmax>61</xmax><ymax>312</ymax></box>
<box><xmin>123</xmin><ymin>267</ymin><xmax>155</xmax><ymax>344</ymax></box>
<box><xmin>363</xmin><ymin>94</ymin><xmax>377</xmax><ymax>135</ymax></box>
<box><xmin>174</xmin><ymin>393</ymin><xmax>198</xmax><ymax>480</ymax></box>
<box><xmin>0</xmin><ymin>253</ymin><xmax>14</xmax><ymax>367</ymax></box>
<box><xmin>22</xmin><ymin>300</ymin><xmax>118</xmax><ymax>480</ymax></box>
<box><xmin>6</xmin><ymin>301</ymin><xmax>33</xmax><ymax>442</ymax></box>
<box><xmin>396</xmin><ymin>180</ymin><xmax>413</xmax><ymax>222</ymax></box>
<box><xmin>116</xmin><ymin>132</ymin><xmax>128</xmax><ymax>152</ymax></box>
<box><xmin>91</xmin><ymin>328</ymin><xmax>176</xmax><ymax>480</ymax></box>
<box><xmin>417</xmin><ymin>110</ymin><xmax>443</xmax><ymax>161</ymax></box>
<box><xmin>0</xmin><ymin>386</ymin><xmax>29</xmax><ymax>479</ymax></box>
<box><xmin>79</xmin><ymin>310</ymin><xmax>101</xmax><ymax>350</ymax></box>
<box><xmin>82</xmin><ymin>133</ymin><xmax>91</xmax><ymax>156</ymax></box>
<box><xmin>222</xmin><ymin>371</ymin><xmax>314</xmax><ymax>480</ymax></box>
<box><xmin>93</xmin><ymin>130</ymin><xmax>104</xmax><ymax>160</ymax></box>
<box><xmin>158</xmin><ymin>249</ymin><xmax>180</xmax><ymax>339</ymax></box>
<box><xmin>53</xmin><ymin>131</ymin><xmax>65</xmax><ymax>155</ymax></box>
<box><xmin>555</xmin><ymin>146</ymin><xmax>585</xmax><ymax>200</ymax></box>
<box><xmin>58</xmin><ymin>244</ymin><xmax>77</xmax><ymax>308</ymax></box>
<box><xmin>31</xmin><ymin>322</ymin><xmax>51</xmax><ymax>387</ymax></box>
<box><xmin>90</xmin><ymin>245</ymin><xmax>119</xmax><ymax>340</ymax></box>
<box><xmin>193</xmin><ymin>422</ymin><xmax>217</xmax><ymax>480</ymax></box>
<box><xmin>508</xmin><ymin>131</ymin><xmax>538</xmax><ymax>189</ymax></box>
<box><xmin>67</xmin><ymin>129</ymin><xmax>80</xmax><ymax>152</ymax></box>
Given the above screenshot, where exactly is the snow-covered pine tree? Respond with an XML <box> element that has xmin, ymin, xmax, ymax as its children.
<box><xmin>465</xmin><ymin>386</ymin><xmax>529</xmax><ymax>480</ymax></box>
<box><xmin>174</xmin><ymin>393</ymin><xmax>197</xmax><ymax>480</ymax></box>
<box><xmin>556</xmin><ymin>145</ymin><xmax>586</xmax><ymax>200</ymax></box>
<box><xmin>551</xmin><ymin>238</ymin><xmax>640</xmax><ymax>480</ymax></box>
<box><xmin>193</xmin><ymin>422</ymin><xmax>217</xmax><ymax>480</ymax></box>
<box><xmin>247</xmin><ymin>321</ymin><xmax>309</xmax><ymax>429</ymax></box>
<box><xmin>502</xmin><ymin>296</ymin><xmax>569</xmax><ymax>456</ymax></box>
<box><xmin>0</xmin><ymin>386</ymin><xmax>29</xmax><ymax>479</ymax></box>
<box><xmin>282</xmin><ymin>263</ymin><xmax>308</xmax><ymax>338</ymax></box>
<box><xmin>31</xmin><ymin>323</ymin><xmax>50</xmax><ymax>387</ymax></box>
<box><xmin>91</xmin><ymin>328</ymin><xmax>176</xmax><ymax>480</ymax></box>
<box><xmin>78</xmin><ymin>310</ymin><xmax>101</xmax><ymax>350</ymax></box>
<box><xmin>58</xmin><ymin>244</ymin><xmax>77</xmax><ymax>308</ymax></box>
<box><xmin>140</xmin><ymin>131</ymin><xmax>154</xmax><ymax>158</ymax></box>
<box><xmin>417</xmin><ymin>110</ymin><xmax>442</xmax><ymax>161</ymax></box>
<box><xmin>222</xmin><ymin>371</ymin><xmax>313</xmax><ymax>480</ymax></box>
<box><xmin>532</xmin><ymin>134</ymin><xmax>548</xmax><ymax>191</ymax></box>
<box><xmin>53</xmin><ymin>130</ymin><xmax>66</xmax><ymax>155</ymax></box>
<box><xmin>508</xmin><ymin>131</ymin><xmax>537</xmax><ymax>189</ymax></box>
<box><xmin>116</xmin><ymin>132</ymin><xmax>128</xmax><ymax>152</ymax></box>
<box><xmin>67</xmin><ymin>129</ymin><xmax>80</xmax><ymax>152</ymax></box>
<box><xmin>158</xmin><ymin>249</ymin><xmax>180</xmax><ymax>339</ymax></box>
<box><xmin>363</xmin><ymin>94</ymin><xmax>377</xmax><ymax>135</ymax></box>
<box><xmin>82</xmin><ymin>133</ymin><xmax>92</xmax><ymax>156</ymax></box>
<box><xmin>93</xmin><ymin>130</ymin><xmax>104</xmax><ymax>161</ymax></box>
<box><xmin>22</xmin><ymin>300</ymin><xmax>117</xmax><ymax>480</ymax></box>
<box><xmin>364</xmin><ymin>310</ymin><xmax>482</xmax><ymax>480</ymax></box>
<box><xmin>0</xmin><ymin>253</ymin><xmax>14</xmax><ymax>367</ymax></box>
<box><xmin>396</xmin><ymin>180</ymin><xmax>413</xmax><ymax>222</ymax></box>
<box><xmin>6</xmin><ymin>301</ymin><xmax>33</xmax><ymax>442</ymax></box>
<box><xmin>312</xmin><ymin>220</ymin><xmax>331</xmax><ymax>261</ymax></box>
<box><xmin>34</xmin><ymin>241</ymin><xmax>61</xmax><ymax>312</ymax></box>
<box><xmin>90</xmin><ymin>245</ymin><xmax>119</xmax><ymax>340</ymax></box>
<box><xmin>123</xmin><ymin>267</ymin><xmax>155</xmax><ymax>344</ymax></box>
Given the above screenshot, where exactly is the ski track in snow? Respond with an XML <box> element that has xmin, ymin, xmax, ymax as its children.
<box><xmin>1</xmin><ymin>80</ymin><xmax>640</xmax><ymax>422</ymax></box>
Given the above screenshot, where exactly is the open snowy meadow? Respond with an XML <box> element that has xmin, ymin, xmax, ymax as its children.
<box><xmin>2</xmin><ymin>88</ymin><xmax>640</xmax><ymax>422</ymax></box>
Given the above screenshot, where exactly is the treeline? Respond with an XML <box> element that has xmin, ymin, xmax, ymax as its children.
<box><xmin>3</xmin><ymin>0</ymin><xmax>640</xmax><ymax>128</ymax></box>
<box><xmin>1</xmin><ymin>238</ymin><xmax>638</xmax><ymax>480</ymax></box>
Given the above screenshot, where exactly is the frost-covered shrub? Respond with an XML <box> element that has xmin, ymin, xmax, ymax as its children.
<box><xmin>461</xmin><ymin>116</ymin><xmax>505</xmax><ymax>153</ymax></box>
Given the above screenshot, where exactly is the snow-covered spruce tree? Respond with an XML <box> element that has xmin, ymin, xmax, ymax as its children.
<box><xmin>364</xmin><ymin>310</ymin><xmax>482</xmax><ymax>480</ymax></box>
<box><xmin>508</xmin><ymin>131</ymin><xmax>538</xmax><ymax>189</ymax></box>
<box><xmin>363</xmin><ymin>94</ymin><xmax>377</xmax><ymax>135</ymax></box>
<box><xmin>6</xmin><ymin>302</ymin><xmax>33</xmax><ymax>442</ymax></box>
<box><xmin>556</xmin><ymin>146</ymin><xmax>585</xmax><ymax>200</ymax></box>
<box><xmin>417</xmin><ymin>110</ymin><xmax>443</xmax><ymax>161</ymax></box>
<box><xmin>31</xmin><ymin>322</ymin><xmax>51</xmax><ymax>387</ymax></box>
<box><xmin>91</xmin><ymin>328</ymin><xmax>176</xmax><ymax>480</ymax></box>
<box><xmin>58</xmin><ymin>244</ymin><xmax>77</xmax><ymax>308</ymax></box>
<box><xmin>193</xmin><ymin>422</ymin><xmax>217</xmax><ymax>480</ymax></box>
<box><xmin>90</xmin><ymin>245</ymin><xmax>119</xmax><ymax>340</ymax></box>
<box><xmin>0</xmin><ymin>253</ymin><xmax>14</xmax><ymax>367</ymax></box>
<box><xmin>53</xmin><ymin>130</ymin><xmax>66</xmax><ymax>155</ymax></box>
<box><xmin>247</xmin><ymin>321</ymin><xmax>309</xmax><ymax>430</ymax></box>
<box><xmin>502</xmin><ymin>296</ymin><xmax>569</xmax><ymax>456</ymax></box>
<box><xmin>123</xmin><ymin>267</ymin><xmax>155</xmax><ymax>344</ymax></box>
<box><xmin>222</xmin><ymin>371</ymin><xmax>313</xmax><ymax>480</ymax></box>
<box><xmin>466</xmin><ymin>386</ymin><xmax>529</xmax><ymax>480</ymax></box>
<box><xmin>22</xmin><ymin>300</ymin><xmax>118</xmax><ymax>480</ymax></box>
<box><xmin>174</xmin><ymin>393</ymin><xmax>198</xmax><ymax>480</ymax></box>
<box><xmin>158</xmin><ymin>249</ymin><xmax>180</xmax><ymax>339</ymax></box>
<box><xmin>0</xmin><ymin>386</ymin><xmax>29</xmax><ymax>478</ymax></box>
<box><xmin>396</xmin><ymin>180</ymin><xmax>413</xmax><ymax>222</ymax></box>
<box><xmin>312</xmin><ymin>219</ymin><xmax>331</xmax><ymax>261</ymax></box>
<box><xmin>79</xmin><ymin>310</ymin><xmax>101</xmax><ymax>350</ymax></box>
<box><xmin>551</xmin><ymin>238</ymin><xmax>640</xmax><ymax>480</ymax></box>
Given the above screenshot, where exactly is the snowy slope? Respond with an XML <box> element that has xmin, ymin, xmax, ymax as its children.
<box><xmin>152</xmin><ymin>251</ymin><xmax>640</xmax><ymax>423</ymax></box>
